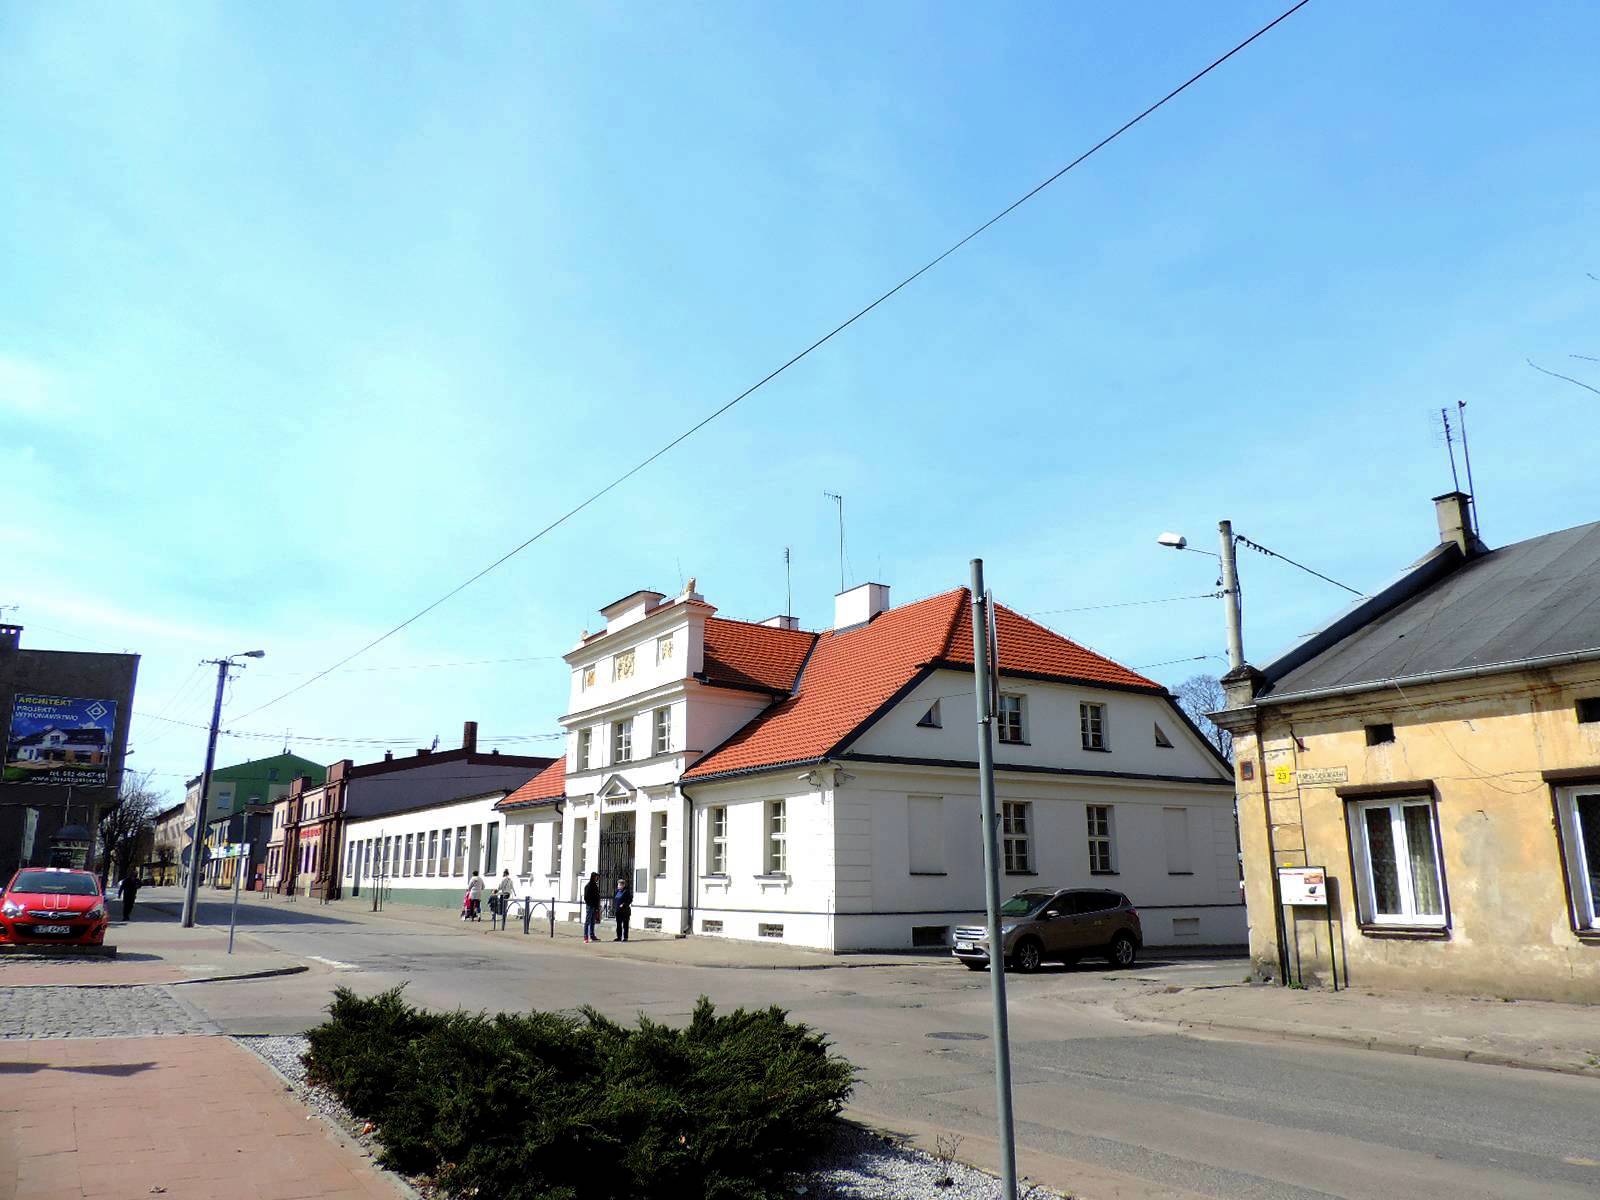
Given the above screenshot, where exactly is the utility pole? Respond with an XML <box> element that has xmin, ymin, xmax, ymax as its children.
<box><xmin>969</xmin><ymin>561</ymin><xmax>1018</xmax><ymax>1200</ymax></box>
<box><xmin>180</xmin><ymin>650</ymin><xmax>264</xmax><ymax>928</ymax></box>
<box><xmin>1218</xmin><ymin>521</ymin><xmax>1244</xmax><ymax>671</ymax></box>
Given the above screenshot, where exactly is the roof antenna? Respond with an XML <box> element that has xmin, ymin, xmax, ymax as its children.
<box><xmin>783</xmin><ymin>547</ymin><xmax>792</xmax><ymax>617</ymax></box>
<box><xmin>1457</xmin><ymin>400</ymin><xmax>1479</xmax><ymax>538</ymax></box>
<box><xmin>1438</xmin><ymin>407</ymin><xmax>1461</xmax><ymax>492</ymax></box>
<box><xmin>823</xmin><ymin>492</ymin><xmax>846</xmax><ymax>592</ymax></box>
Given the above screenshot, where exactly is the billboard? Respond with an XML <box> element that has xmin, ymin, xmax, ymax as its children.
<box><xmin>4</xmin><ymin>693</ymin><xmax>119</xmax><ymax>787</ymax></box>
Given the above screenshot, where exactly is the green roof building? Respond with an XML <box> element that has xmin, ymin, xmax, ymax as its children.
<box><xmin>184</xmin><ymin>751</ymin><xmax>325</xmax><ymax>829</ymax></box>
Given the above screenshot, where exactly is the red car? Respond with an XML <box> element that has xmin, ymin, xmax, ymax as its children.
<box><xmin>0</xmin><ymin>867</ymin><xmax>110</xmax><ymax>946</ymax></box>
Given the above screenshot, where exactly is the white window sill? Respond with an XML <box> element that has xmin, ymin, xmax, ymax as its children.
<box><xmin>754</xmin><ymin>873</ymin><xmax>791</xmax><ymax>891</ymax></box>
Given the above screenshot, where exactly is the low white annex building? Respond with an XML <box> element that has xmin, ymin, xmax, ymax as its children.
<box><xmin>496</xmin><ymin>580</ymin><xmax>1245</xmax><ymax>952</ymax></box>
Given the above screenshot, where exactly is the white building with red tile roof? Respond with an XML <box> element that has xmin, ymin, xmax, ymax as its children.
<box><xmin>495</xmin><ymin>581</ymin><xmax>1246</xmax><ymax>952</ymax></box>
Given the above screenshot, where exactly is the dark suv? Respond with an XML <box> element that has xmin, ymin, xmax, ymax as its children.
<box><xmin>952</xmin><ymin>888</ymin><xmax>1141</xmax><ymax>972</ymax></box>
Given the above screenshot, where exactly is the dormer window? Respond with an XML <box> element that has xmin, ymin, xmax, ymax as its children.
<box><xmin>656</xmin><ymin>633</ymin><xmax>675</xmax><ymax>664</ymax></box>
<box><xmin>917</xmin><ymin>700</ymin><xmax>942</xmax><ymax>729</ymax></box>
<box><xmin>613</xmin><ymin>650</ymin><xmax>636</xmax><ymax>682</ymax></box>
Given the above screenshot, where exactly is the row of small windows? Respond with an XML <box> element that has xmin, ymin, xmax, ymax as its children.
<box><xmin>704</xmin><ymin>800</ymin><xmax>787</xmax><ymax>877</ymax></box>
<box><xmin>578</xmin><ymin>634</ymin><xmax>676</xmax><ymax>690</ymax></box>
<box><xmin>345</xmin><ymin>822</ymin><xmax>501</xmax><ymax>882</ymax></box>
<box><xmin>922</xmin><ymin>695</ymin><xmax>1175</xmax><ymax>753</ymax></box>
<box><xmin>575</xmin><ymin>707</ymin><xmax>673</xmax><ymax>769</ymax></box>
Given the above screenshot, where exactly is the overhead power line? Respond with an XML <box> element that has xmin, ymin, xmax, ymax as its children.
<box><xmin>234</xmin><ymin>0</ymin><xmax>1315</xmax><ymax>723</ymax></box>
<box><xmin>1026</xmin><ymin>591</ymin><xmax>1225</xmax><ymax>617</ymax></box>
<box><xmin>1234</xmin><ymin>535</ymin><xmax>1362</xmax><ymax>596</ymax></box>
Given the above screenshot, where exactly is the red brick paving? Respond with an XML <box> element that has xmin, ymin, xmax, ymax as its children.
<box><xmin>0</xmin><ymin>1036</ymin><xmax>405</xmax><ymax>1200</ymax></box>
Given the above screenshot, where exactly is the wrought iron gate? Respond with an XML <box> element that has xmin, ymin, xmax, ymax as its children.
<box><xmin>597</xmin><ymin>812</ymin><xmax>635</xmax><ymax>893</ymax></box>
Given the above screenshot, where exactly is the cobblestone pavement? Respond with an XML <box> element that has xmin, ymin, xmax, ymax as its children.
<box><xmin>0</xmin><ymin>984</ymin><xmax>214</xmax><ymax>1039</ymax></box>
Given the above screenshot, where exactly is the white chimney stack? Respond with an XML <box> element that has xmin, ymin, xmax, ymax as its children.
<box><xmin>834</xmin><ymin>582</ymin><xmax>890</xmax><ymax>630</ymax></box>
<box><xmin>1432</xmin><ymin>491</ymin><xmax>1477</xmax><ymax>556</ymax></box>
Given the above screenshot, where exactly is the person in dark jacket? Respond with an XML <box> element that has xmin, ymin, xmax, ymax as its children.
<box><xmin>121</xmin><ymin>873</ymin><xmax>142</xmax><ymax>922</ymax></box>
<box><xmin>612</xmin><ymin>878</ymin><xmax>632</xmax><ymax>942</ymax></box>
<box><xmin>582</xmin><ymin>872</ymin><xmax>601</xmax><ymax>943</ymax></box>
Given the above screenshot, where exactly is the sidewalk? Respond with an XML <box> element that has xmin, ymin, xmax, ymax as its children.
<box><xmin>0</xmin><ymin>1035</ymin><xmax>404</xmax><ymax>1200</ymax></box>
<box><xmin>1119</xmin><ymin>981</ymin><xmax>1600</xmax><ymax>1078</ymax></box>
<box><xmin>1</xmin><ymin>905</ymin><xmax>307</xmax><ymax>989</ymax></box>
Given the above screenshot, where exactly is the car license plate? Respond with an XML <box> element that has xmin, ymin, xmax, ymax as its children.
<box><xmin>31</xmin><ymin>925</ymin><xmax>72</xmax><ymax>935</ymax></box>
<box><xmin>955</xmin><ymin>940</ymin><xmax>975</xmax><ymax>951</ymax></box>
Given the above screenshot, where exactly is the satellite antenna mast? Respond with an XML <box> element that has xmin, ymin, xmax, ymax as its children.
<box><xmin>783</xmin><ymin>547</ymin><xmax>792</xmax><ymax>618</ymax></box>
<box><xmin>1457</xmin><ymin>400</ymin><xmax>1479</xmax><ymax>537</ymax></box>
<box><xmin>1439</xmin><ymin>407</ymin><xmax>1461</xmax><ymax>492</ymax></box>
<box><xmin>823</xmin><ymin>492</ymin><xmax>846</xmax><ymax>593</ymax></box>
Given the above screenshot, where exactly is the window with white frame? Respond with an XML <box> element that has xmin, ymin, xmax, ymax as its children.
<box><xmin>521</xmin><ymin>827</ymin><xmax>535</xmax><ymax>876</ymax></box>
<box><xmin>440</xmin><ymin>828</ymin><xmax>453</xmax><ymax>876</ymax></box>
<box><xmin>1087</xmin><ymin>804</ymin><xmax>1115</xmax><ymax>873</ymax></box>
<box><xmin>1555</xmin><ymin>786</ymin><xmax>1600</xmax><ymax>931</ymax></box>
<box><xmin>427</xmin><ymin>830</ymin><xmax>439</xmax><ymax>876</ymax></box>
<box><xmin>1080</xmin><ymin>702</ymin><xmax>1108</xmax><ymax>750</ymax></box>
<box><xmin>1002</xmin><ymin>801</ymin><xmax>1032</xmax><ymax>873</ymax></box>
<box><xmin>656</xmin><ymin>633</ymin><xmax>675</xmax><ymax>664</ymax></box>
<box><xmin>577</xmin><ymin>728</ymin><xmax>593</xmax><ymax>770</ymax></box>
<box><xmin>403</xmin><ymin>834</ymin><xmax>414</xmax><ymax>877</ymax></box>
<box><xmin>653</xmin><ymin>706</ymin><xmax>672</xmax><ymax>755</ymax></box>
<box><xmin>613</xmin><ymin>649</ymin><xmax>636</xmax><ymax>681</ymax></box>
<box><xmin>996</xmin><ymin>694</ymin><xmax>1026</xmax><ymax>744</ymax></box>
<box><xmin>708</xmin><ymin>806</ymin><xmax>728</xmax><ymax>874</ymax></box>
<box><xmin>1349</xmin><ymin>795</ymin><xmax>1446</xmax><ymax>926</ymax></box>
<box><xmin>572</xmin><ymin>818</ymin><xmax>587</xmax><ymax>883</ymax></box>
<box><xmin>612</xmin><ymin>719</ymin><xmax>632</xmax><ymax>763</ymax></box>
<box><xmin>549</xmin><ymin>820</ymin><xmax>564</xmax><ymax>876</ymax></box>
<box><xmin>653</xmin><ymin>810</ymin><xmax>669</xmax><ymax>877</ymax></box>
<box><xmin>765</xmin><ymin>799</ymin><xmax>788</xmax><ymax>874</ymax></box>
<box><xmin>454</xmin><ymin>826</ymin><xmax>468</xmax><ymax>875</ymax></box>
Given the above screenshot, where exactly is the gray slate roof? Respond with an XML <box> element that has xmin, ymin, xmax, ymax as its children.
<box><xmin>1259</xmin><ymin>520</ymin><xmax>1600</xmax><ymax>699</ymax></box>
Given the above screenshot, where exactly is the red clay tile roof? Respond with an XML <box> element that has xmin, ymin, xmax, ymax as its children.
<box><xmin>496</xmin><ymin>759</ymin><xmax>567</xmax><ymax>811</ymax></box>
<box><xmin>683</xmin><ymin>587</ymin><xmax>1160</xmax><ymax>781</ymax></box>
<box><xmin>699</xmin><ymin>617</ymin><xmax>817</xmax><ymax>693</ymax></box>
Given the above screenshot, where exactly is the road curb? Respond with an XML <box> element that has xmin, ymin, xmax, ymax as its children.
<box><xmin>1133</xmin><ymin>1008</ymin><xmax>1600</xmax><ymax>1080</ymax></box>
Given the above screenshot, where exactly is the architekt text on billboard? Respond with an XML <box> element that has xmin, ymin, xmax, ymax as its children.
<box><xmin>4</xmin><ymin>693</ymin><xmax>119</xmax><ymax>787</ymax></box>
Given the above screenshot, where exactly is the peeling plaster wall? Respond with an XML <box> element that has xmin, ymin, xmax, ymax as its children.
<box><xmin>1236</xmin><ymin>663</ymin><xmax>1600</xmax><ymax>1001</ymax></box>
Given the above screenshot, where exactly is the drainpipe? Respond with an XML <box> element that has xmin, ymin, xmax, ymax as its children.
<box><xmin>680</xmin><ymin>781</ymin><xmax>697</xmax><ymax>936</ymax></box>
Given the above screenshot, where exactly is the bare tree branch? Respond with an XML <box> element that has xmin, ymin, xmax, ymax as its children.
<box><xmin>98</xmin><ymin>770</ymin><xmax>162</xmax><ymax>881</ymax></box>
<box><xmin>1526</xmin><ymin>357</ymin><xmax>1600</xmax><ymax>397</ymax></box>
<box><xmin>1176</xmin><ymin>674</ymin><xmax>1233</xmax><ymax>762</ymax></box>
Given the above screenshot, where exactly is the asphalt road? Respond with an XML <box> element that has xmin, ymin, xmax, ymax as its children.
<box><xmin>162</xmin><ymin>893</ymin><xmax>1600</xmax><ymax>1200</ymax></box>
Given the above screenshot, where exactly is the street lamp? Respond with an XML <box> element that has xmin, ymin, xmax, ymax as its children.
<box><xmin>1159</xmin><ymin>523</ymin><xmax>1245</xmax><ymax>671</ymax></box>
<box><xmin>179</xmin><ymin>650</ymin><xmax>266</xmax><ymax>928</ymax></box>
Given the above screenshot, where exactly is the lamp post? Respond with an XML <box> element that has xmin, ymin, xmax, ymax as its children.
<box><xmin>180</xmin><ymin>650</ymin><xmax>265</xmax><ymax>929</ymax></box>
<box><xmin>1158</xmin><ymin>523</ymin><xmax>1243</xmax><ymax>669</ymax></box>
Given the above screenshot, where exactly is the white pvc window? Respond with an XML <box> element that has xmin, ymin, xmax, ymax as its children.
<box><xmin>1556</xmin><ymin>787</ymin><xmax>1600</xmax><ymax>931</ymax></box>
<box><xmin>766</xmin><ymin>799</ymin><xmax>787</xmax><ymax>875</ymax></box>
<box><xmin>653</xmin><ymin>707</ymin><xmax>672</xmax><ymax>755</ymax></box>
<box><xmin>612</xmin><ymin>719</ymin><xmax>632</xmax><ymax>764</ymax></box>
<box><xmin>708</xmin><ymin>807</ymin><xmax>728</xmax><ymax>874</ymax></box>
<box><xmin>1087</xmin><ymin>804</ymin><xmax>1115</xmax><ymax>873</ymax></box>
<box><xmin>1080</xmin><ymin>702</ymin><xmax>1108</xmax><ymax>750</ymax></box>
<box><xmin>996</xmin><ymin>695</ymin><xmax>1025</xmax><ymax>744</ymax></box>
<box><xmin>653</xmin><ymin>811</ymin><xmax>669</xmax><ymax>878</ymax></box>
<box><xmin>549</xmin><ymin>821</ymin><xmax>564</xmax><ymax>877</ymax></box>
<box><xmin>1350</xmin><ymin>796</ymin><xmax>1446</xmax><ymax>926</ymax></box>
<box><xmin>577</xmin><ymin>728</ymin><xmax>592</xmax><ymax>770</ymax></box>
<box><xmin>1002</xmin><ymin>801</ymin><xmax>1032</xmax><ymax>873</ymax></box>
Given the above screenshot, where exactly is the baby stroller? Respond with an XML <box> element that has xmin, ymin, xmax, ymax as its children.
<box><xmin>461</xmin><ymin>889</ymin><xmax>482</xmax><ymax>921</ymax></box>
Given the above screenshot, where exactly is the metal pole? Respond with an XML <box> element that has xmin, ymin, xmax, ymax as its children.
<box><xmin>227</xmin><ymin>848</ymin><xmax>242</xmax><ymax>954</ymax></box>
<box><xmin>1218</xmin><ymin>520</ymin><xmax>1244</xmax><ymax>671</ymax></box>
<box><xmin>181</xmin><ymin>659</ymin><xmax>229</xmax><ymax>928</ymax></box>
<box><xmin>969</xmin><ymin>560</ymin><xmax>1018</xmax><ymax>1200</ymax></box>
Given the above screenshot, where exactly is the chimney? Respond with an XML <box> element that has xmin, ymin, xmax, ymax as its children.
<box><xmin>1432</xmin><ymin>491</ymin><xmax>1478</xmax><ymax>556</ymax></box>
<box><xmin>384</xmin><ymin>751</ymin><xmax>393</xmax><ymax>762</ymax></box>
<box><xmin>0</xmin><ymin>624</ymin><xmax>20</xmax><ymax>653</ymax></box>
<box><xmin>834</xmin><ymin>582</ymin><xmax>891</xmax><ymax>630</ymax></box>
<box><xmin>761</xmin><ymin>615</ymin><xmax>800</xmax><ymax>631</ymax></box>
<box><xmin>462</xmin><ymin>720</ymin><xmax>478</xmax><ymax>754</ymax></box>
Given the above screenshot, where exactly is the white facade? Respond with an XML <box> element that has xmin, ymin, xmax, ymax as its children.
<box><xmin>497</xmin><ymin>584</ymin><xmax>1247</xmax><ymax>951</ymax></box>
<box><xmin>341</xmin><ymin>791</ymin><xmax>522</xmax><ymax>905</ymax></box>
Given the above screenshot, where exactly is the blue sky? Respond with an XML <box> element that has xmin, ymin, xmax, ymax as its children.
<box><xmin>4</xmin><ymin>2</ymin><xmax>1598</xmax><ymax>803</ymax></box>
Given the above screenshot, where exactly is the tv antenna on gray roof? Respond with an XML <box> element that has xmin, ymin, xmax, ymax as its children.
<box><xmin>1457</xmin><ymin>400</ymin><xmax>1479</xmax><ymax>538</ymax></box>
<box><xmin>1439</xmin><ymin>406</ymin><xmax>1461</xmax><ymax>493</ymax></box>
<box><xmin>783</xmin><ymin>547</ymin><xmax>792</xmax><ymax>618</ymax></box>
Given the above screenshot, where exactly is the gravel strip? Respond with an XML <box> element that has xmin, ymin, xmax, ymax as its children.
<box><xmin>240</xmin><ymin>1035</ymin><xmax>1061</xmax><ymax>1200</ymax></box>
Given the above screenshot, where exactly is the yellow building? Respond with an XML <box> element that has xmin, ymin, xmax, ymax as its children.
<box><xmin>1214</xmin><ymin>493</ymin><xmax>1600</xmax><ymax>1002</ymax></box>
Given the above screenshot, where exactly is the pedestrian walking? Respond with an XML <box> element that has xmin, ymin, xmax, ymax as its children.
<box><xmin>612</xmin><ymin>878</ymin><xmax>632</xmax><ymax>942</ymax></box>
<box><xmin>120</xmin><ymin>872</ymin><xmax>142</xmax><ymax>922</ymax></box>
<box><xmin>464</xmin><ymin>872</ymin><xmax>485</xmax><ymax>921</ymax></box>
<box><xmin>582</xmin><ymin>872</ymin><xmax>601</xmax><ymax>943</ymax></box>
<box><xmin>494</xmin><ymin>868</ymin><xmax>516</xmax><ymax>929</ymax></box>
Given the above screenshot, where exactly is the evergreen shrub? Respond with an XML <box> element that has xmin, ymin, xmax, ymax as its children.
<box><xmin>302</xmin><ymin>987</ymin><xmax>855</xmax><ymax>1200</ymax></box>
